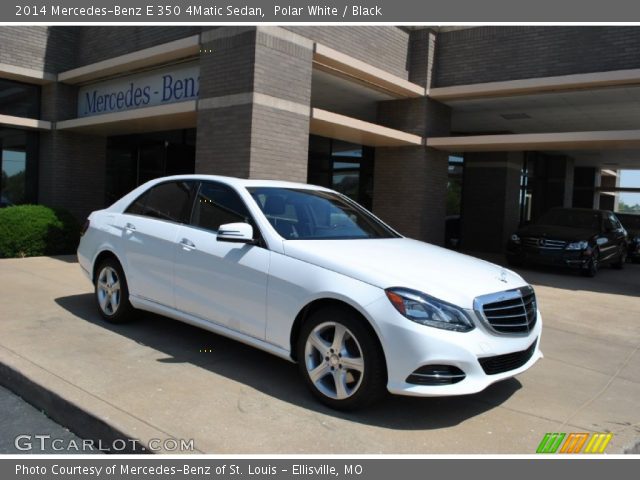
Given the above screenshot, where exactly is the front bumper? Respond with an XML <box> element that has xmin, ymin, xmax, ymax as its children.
<box><xmin>366</xmin><ymin>296</ymin><xmax>543</xmax><ymax>397</ymax></box>
<box><xmin>507</xmin><ymin>245</ymin><xmax>590</xmax><ymax>269</ymax></box>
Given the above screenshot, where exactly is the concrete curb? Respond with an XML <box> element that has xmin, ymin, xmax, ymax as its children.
<box><xmin>0</xmin><ymin>361</ymin><xmax>148</xmax><ymax>454</ymax></box>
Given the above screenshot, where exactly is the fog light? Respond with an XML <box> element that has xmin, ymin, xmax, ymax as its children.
<box><xmin>406</xmin><ymin>365</ymin><xmax>466</xmax><ymax>385</ymax></box>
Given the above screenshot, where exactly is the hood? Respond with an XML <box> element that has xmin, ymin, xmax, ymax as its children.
<box><xmin>517</xmin><ymin>224</ymin><xmax>598</xmax><ymax>242</ymax></box>
<box><xmin>283</xmin><ymin>238</ymin><xmax>527</xmax><ymax>309</ymax></box>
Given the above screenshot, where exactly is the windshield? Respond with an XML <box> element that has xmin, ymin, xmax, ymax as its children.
<box><xmin>537</xmin><ymin>209</ymin><xmax>601</xmax><ymax>230</ymax></box>
<box><xmin>248</xmin><ymin>187</ymin><xmax>399</xmax><ymax>240</ymax></box>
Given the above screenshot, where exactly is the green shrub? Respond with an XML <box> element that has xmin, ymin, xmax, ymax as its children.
<box><xmin>0</xmin><ymin>205</ymin><xmax>81</xmax><ymax>258</ymax></box>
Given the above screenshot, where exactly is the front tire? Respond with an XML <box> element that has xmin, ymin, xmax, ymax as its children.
<box><xmin>95</xmin><ymin>257</ymin><xmax>135</xmax><ymax>323</ymax></box>
<box><xmin>297</xmin><ymin>306</ymin><xmax>386</xmax><ymax>410</ymax></box>
<box><xmin>612</xmin><ymin>247</ymin><xmax>627</xmax><ymax>269</ymax></box>
<box><xmin>581</xmin><ymin>252</ymin><xmax>599</xmax><ymax>277</ymax></box>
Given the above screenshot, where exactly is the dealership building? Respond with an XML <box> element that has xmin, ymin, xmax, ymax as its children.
<box><xmin>1</xmin><ymin>26</ymin><xmax>640</xmax><ymax>251</ymax></box>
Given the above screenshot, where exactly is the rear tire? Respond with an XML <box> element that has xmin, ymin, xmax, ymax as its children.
<box><xmin>297</xmin><ymin>306</ymin><xmax>387</xmax><ymax>410</ymax></box>
<box><xmin>94</xmin><ymin>257</ymin><xmax>135</xmax><ymax>324</ymax></box>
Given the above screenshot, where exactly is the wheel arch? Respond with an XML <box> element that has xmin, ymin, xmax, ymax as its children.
<box><xmin>289</xmin><ymin>297</ymin><xmax>387</xmax><ymax>373</ymax></box>
<box><xmin>92</xmin><ymin>249</ymin><xmax>125</xmax><ymax>283</ymax></box>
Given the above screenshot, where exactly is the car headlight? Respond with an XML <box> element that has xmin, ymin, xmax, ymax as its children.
<box><xmin>510</xmin><ymin>234</ymin><xmax>521</xmax><ymax>244</ymax></box>
<box><xmin>385</xmin><ymin>288</ymin><xmax>475</xmax><ymax>332</ymax></box>
<box><xmin>565</xmin><ymin>240</ymin><xmax>589</xmax><ymax>251</ymax></box>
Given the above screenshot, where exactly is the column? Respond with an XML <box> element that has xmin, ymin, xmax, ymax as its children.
<box><xmin>195</xmin><ymin>27</ymin><xmax>313</xmax><ymax>183</ymax></box>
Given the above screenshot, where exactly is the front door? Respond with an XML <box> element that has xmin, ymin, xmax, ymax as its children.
<box><xmin>173</xmin><ymin>181</ymin><xmax>270</xmax><ymax>340</ymax></box>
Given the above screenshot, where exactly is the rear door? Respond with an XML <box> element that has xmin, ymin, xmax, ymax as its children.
<box><xmin>118</xmin><ymin>180</ymin><xmax>194</xmax><ymax>306</ymax></box>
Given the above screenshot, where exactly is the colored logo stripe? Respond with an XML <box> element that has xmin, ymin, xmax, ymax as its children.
<box><xmin>584</xmin><ymin>433</ymin><xmax>613</xmax><ymax>454</ymax></box>
<box><xmin>537</xmin><ymin>432</ymin><xmax>613</xmax><ymax>453</ymax></box>
<box><xmin>537</xmin><ymin>433</ymin><xmax>566</xmax><ymax>453</ymax></box>
<box><xmin>560</xmin><ymin>433</ymin><xmax>590</xmax><ymax>453</ymax></box>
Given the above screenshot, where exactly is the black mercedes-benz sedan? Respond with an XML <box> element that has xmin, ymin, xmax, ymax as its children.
<box><xmin>506</xmin><ymin>208</ymin><xmax>628</xmax><ymax>277</ymax></box>
<box><xmin>616</xmin><ymin>213</ymin><xmax>640</xmax><ymax>263</ymax></box>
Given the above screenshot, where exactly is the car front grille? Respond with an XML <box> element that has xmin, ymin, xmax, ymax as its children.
<box><xmin>522</xmin><ymin>237</ymin><xmax>567</xmax><ymax>250</ymax></box>
<box><xmin>474</xmin><ymin>286</ymin><xmax>537</xmax><ymax>334</ymax></box>
<box><xmin>479</xmin><ymin>339</ymin><xmax>538</xmax><ymax>375</ymax></box>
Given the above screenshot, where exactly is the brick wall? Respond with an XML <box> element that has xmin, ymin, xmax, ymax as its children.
<box><xmin>196</xmin><ymin>104</ymin><xmax>253</xmax><ymax>178</ymax></box>
<box><xmin>373</xmin><ymin>97</ymin><xmax>451</xmax><ymax>244</ymax></box>
<box><xmin>249</xmin><ymin>105</ymin><xmax>310</xmax><ymax>182</ymax></box>
<box><xmin>373</xmin><ymin>146</ymin><xmax>449</xmax><ymax>244</ymax></box>
<box><xmin>38</xmin><ymin>131</ymin><xmax>106</xmax><ymax>220</ymax></box>
<box><xmin>407</xmin><ymin>28</ymin><xmax>436</xmax><ymax>88</ymax></box>
<box><xmin>198</xmin><ymin>28</ymin><xmax>256</xmax><ymax>100</ymax></box>
<box><xmin>434</xmin><ymin>26</ymin><xmax>640</xmax><ymax>87</ymax></box>
<box><xmin>0</xmin><ymin>26</ymin><xmax>78</xmax><ymax>73</ymax></box>
<box><xmin>74</xmin><ymin>26</ymin><xmax>201</xmax><ymax>68</ymax></box>
<box><xmin>285</xmin><ymin>26</ymin><xmax>410</xmax><ymax>79</ymax></box>
<box><xmin>37</xmin><ymin>73</ymin><xmax>105</xmax><ymax>220</ymax></box>
<box><xmin>377</xmin><ymin>97</ymin><xmax>451</xmax><ymax>136</ymax></box>
<box><xmin>196</xmin><ymin>27</ymin><xmax>313</xmax><ymax>183</ymax></box>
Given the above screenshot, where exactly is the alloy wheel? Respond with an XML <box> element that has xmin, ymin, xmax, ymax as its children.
<box><xmin>304</xmin><ymin>321</ymin><xmax>365</xmax><ymax>400</ymax></box>
<box><xmin>97</xmin><ymin>266</ymin><xmax>121</xmax><ymax>316</ymax></box>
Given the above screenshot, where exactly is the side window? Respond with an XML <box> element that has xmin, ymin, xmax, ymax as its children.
<box><xmin>610</xmin><ymin>213</ymin><xmax>623</xmax><ymax>230</ymax></box>
<box><xmin>190</xmin><ymin>182</ymin><xmax>252</xmax><ymax>232</ymax></box>
<box><xmin>125</xmin><ymin>181</ymin><xmax>192</xmax><ymax>223</ymax></box>
<box><xmin>603</xmin><ymin>214</ymin><xmax>616</xmax><ymax>231</ymax></box>
<box><xmin>125</xmin><ymin>191</ymin><xmax>149</xmax><ymax>215</ymax></box>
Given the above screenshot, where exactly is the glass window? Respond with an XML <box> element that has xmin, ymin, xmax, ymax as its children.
<box><xmin>307</xmin><ymin>135</ymin><xmax>374</xmax><ymax>210</ymax></box>
<box><xmin>1</xmin><ymin>128</ymin><xmax>38</xmax><ymax>206</ymax></box>
<box><xmin>105</xmin><ymin>129</ymin><xmax>196</xmax><ymax>206</ymax></box>
<box><xmin>125</xmin><ymin>181</ymin><xmax>192</xmax><ymax>223</ymax></box>
<box><xmin>125</xmin><ymin>191</ymin><xmax>149</xmax><ymax>216</ymax></box>
<box><xmin>0</xmin><ymin>79</ymin><xmax>40</xmax><ymax>118</ymax></box>
<box><xmin>249</xmin><ymin>187</ymin><xmax>398</xmax><ymax>240</ymax></box>
<box><xmin>190</xmin><ymin>182</ymin><xmax>252</xmax><ymax>232</ymax></box>
<box><xmin>538</xmin><ymin>209</ymin><xmax>602</xmax><ymax>230</ymax></box>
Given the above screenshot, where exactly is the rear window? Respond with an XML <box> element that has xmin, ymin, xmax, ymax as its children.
<box><xmin>125</xmin><ymin>181</ymin><xmax>193</xmax><ymax>223</ymax></box>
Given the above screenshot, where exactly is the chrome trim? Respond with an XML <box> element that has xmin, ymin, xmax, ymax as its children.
<box><xmin>410</xmin><ymin>372</ymin><xmax>466</xmax><ymax>379</ymax></box>
<box><xmin>473</xmin><ymin>285</ymin><xmax>537</xmax><ymax>336</ymax></box>
<box><xmin>522</xmin><ymin>237</ymin><xmax>567</xmax><ymax>250</ymax></box>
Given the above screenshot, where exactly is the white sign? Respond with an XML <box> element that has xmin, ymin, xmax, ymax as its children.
<box><xmin>78</xmin><ymin>62</ymin><xmax>200</xmax><ymax>117</ymax></box>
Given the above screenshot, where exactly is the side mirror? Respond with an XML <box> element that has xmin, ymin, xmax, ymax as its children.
<box><xmin>217</xmin><ymin>222</ymin><xmax>255</xmax><ymax>244</ymax></box>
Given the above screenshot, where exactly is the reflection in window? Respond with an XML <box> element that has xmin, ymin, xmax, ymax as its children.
<box><xmin>307</xmin><ymin>136</ymin><xmax>374</xmax><ymax>209</ymax></box>
<box><xmin>191</xmin><ymin>182</ymin><xmax>252</xmax><ymax>232</ymax></box>
<box><xmin>1</xmin><ymin>128</ymin><xmax>37</xmax><ymax>206</ymax></box>
<box><xmin>445</xmin><ymin>155</ymin><xmax>464</xmax><ymax>249</ymax></box>
<box><xmin>0</xmin><ymin>79</ymin><xmax>40</xmax><ymax>119</ymax></box>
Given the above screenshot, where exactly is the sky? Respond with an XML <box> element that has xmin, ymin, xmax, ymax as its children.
<box><xmin>619</xmin><ymin>170</ymin><xmax>640</xmax><ymax>207</ymax></box>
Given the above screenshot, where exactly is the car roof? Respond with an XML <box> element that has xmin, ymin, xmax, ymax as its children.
<box><xmin>147</xmin><ymin>174</ymin><xmax>334</xmax><ymax>192</ymax></box>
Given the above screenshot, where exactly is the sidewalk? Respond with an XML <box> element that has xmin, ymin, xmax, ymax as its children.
<box><xmin>0</xmin><ymin>255</ymin><xmax>639</xmax><ymax>453</ymax></box>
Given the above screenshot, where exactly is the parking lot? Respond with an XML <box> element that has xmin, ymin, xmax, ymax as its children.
<box><xmin>0</xmin><ymin>255</ymin><xmax>638</xmax><ymax>454</ymax></box>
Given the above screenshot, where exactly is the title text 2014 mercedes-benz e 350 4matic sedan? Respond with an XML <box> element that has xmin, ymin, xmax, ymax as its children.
<box><xmin>78</xmin><ymin>175</ymin><xmax>542</xmax><ymax>410</ymax></box>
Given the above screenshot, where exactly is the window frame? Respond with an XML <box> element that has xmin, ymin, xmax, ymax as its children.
<box><xmin>187</xmin><ymin>180</ymin><xmax>266</xmax><ymax>247</ymax></box>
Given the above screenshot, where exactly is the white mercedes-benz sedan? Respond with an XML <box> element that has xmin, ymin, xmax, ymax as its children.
<box><xmin>78</xmin><ymin>175</ymin><xmax>542</xmax><ymax>410</ymax></box>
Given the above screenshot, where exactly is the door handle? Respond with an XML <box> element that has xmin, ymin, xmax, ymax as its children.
<box><xmin>179</xmin><ymin>238</ymin><xmax>196</xmax><ymax>249</ymax></box>
<box><xmin>125</xmin><ymin>223</ymin><xmax>136</xmax><ymax>232</ymax></box>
